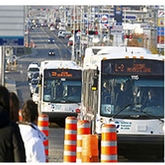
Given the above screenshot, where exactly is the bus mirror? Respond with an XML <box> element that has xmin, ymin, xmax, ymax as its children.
<box><xmin>91</xmin><ymin>67</ymin><xmax>99</xmax><ymax>91</ymax></box>
<box><xmin>91</xmin><ymin>76</ymin><xmax>98</xmax><ymax>91</ymax></box>
<box><xmin>38</xmin><ymin>74</ymin><xmax>42</xmax><ymax>86</ymax></box>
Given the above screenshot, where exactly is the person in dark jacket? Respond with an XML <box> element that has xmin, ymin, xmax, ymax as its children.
<box><xmin>0</xmin><ymin>85</ymin><xmax>26</xmax><ymax>162</ymax></box>
<box><xmin>10</xmin><ymin>92</ymin><xmax>20</xmax><ymax>122</ymax></box>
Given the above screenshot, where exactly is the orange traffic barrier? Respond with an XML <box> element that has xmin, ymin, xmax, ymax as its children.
<box><xmin>38</xmin><ymin>114</ymin><xmax>49</xmax><ymax>162</ymax></box>
<box><xmin>63</xmin><ymin>116</ymin><xmax>77</xmax><ymax>162</ymax></box>
<box><xmin>81</xmin><ymin>134</ymin><xmax>99</xmax><ymax>162</ymax></box>
<box><xmin>18</xmin><ymin>109</ymin><xmax>23</xmax><ymax>121</ymax></box>
<box><xmin>76</xmin><ymin>120</ymin><xmax>90</xmax><ymax>162</ymax></box>
<box><xmin>101</xmin><ymin>123</ymin><xmax>117</xmax><ymax>162</ymax></box>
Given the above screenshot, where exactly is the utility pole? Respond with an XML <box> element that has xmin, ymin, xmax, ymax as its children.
<box><xmin>0</xmin><ymin>46</ymin><xmax>5</xmax><ymax>85</ymax></box>
<box><xmin>72</xmin><ymin>5</ymin><xmax>75</xmax><ymax>61</ymax></box>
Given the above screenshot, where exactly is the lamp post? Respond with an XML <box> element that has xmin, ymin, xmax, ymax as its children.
<box><xmin>71</xmin><ymin>5</ymin><xmax>75</xmax><ymax>61</ymax></box>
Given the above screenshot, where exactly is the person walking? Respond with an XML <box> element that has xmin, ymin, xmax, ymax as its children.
<box><xmin>18</xmin><ymin>99</ymin><xmax>46</xmax><ymax>162</ymax></box>
<box><xmin>0</xmin><ymin>85</ymin><xmax>26</xmax><ymax>162</ymax></box>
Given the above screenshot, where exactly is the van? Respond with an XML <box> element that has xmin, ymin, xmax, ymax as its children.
<box><xmin>58</xmin><ymin>31</ymin><xmax>72</xmax><ymax>39</ymax></box>
<box><xmin>27</xmin><ymin>63</ymin><xmax>40</xmax><ymax>82</ymax></box>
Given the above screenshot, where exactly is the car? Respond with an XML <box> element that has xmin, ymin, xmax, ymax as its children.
<box><xmin>58</xmin><ymin>31</ymin><xmax>65</xmax><ymax>38</ymax></box>
<box><xmin>32</xmin><ymin>85</ymin><xmax>39</xmax><ymax>104</ymax></box>
<box><xmin>50</xmin><ymin>26</ymin><xmax>55</xmax><ymax>31</ymax></box>
<box><xmin>48</xmin><ymin>37</ymin><xmax>55</xmax><ymax>44</ymax></box>
<box><xmin>65</xmin><ymin>32</ymin><xmax>72</xmax><ymax>39</ymax></box>
<box><xmin>48</xmin><ymin>49</ymin><xmax>55</xmax><ymax>56</ymax></box>
<box><xmin>29</xmin><ymin>78</ymin><xmax>39</xmax><ymax>97</ymax></box>
<box><xmin>27</xmin><ymin>63</ymin><xmax>40</xmax><ymax>82</ymax></box>
<box><xmin>32</xmin><ymin>72</ymin><xmax>39</xmax><ymax>79</ymax></box>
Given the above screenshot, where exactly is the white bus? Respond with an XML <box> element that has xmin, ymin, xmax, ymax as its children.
<box><xmin>81</xmin><ymin>46</ymin><xmax>164</xmax><ymax>160</ymax></box>
<box><xmin>38</xmin><ymin>60</ymin><xmax>82</xmax><ymax>121</ymax></box>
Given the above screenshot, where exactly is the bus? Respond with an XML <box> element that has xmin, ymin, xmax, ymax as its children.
<box><xmin>38</xmin><ymin>60</ymin><xmax>82</xmax><ymax>121</ymax></box>
<box><xmin>81</xmin><ymin>46</ymin><xmax>164</xmax><ymax>160</ymax></box>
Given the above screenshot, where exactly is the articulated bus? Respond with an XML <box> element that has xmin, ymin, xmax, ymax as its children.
<box><xmin>38</xmin><ymin>60</ymin><xmax>82</xmax><ymax>121</ymax></box>
<box><xmin>81</xmin><ymin>46</ymin><xmax>164</xmax><ymax>159</ymax></box>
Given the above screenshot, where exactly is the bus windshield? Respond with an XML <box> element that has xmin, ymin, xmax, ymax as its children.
<box><xmin>43</xmin><ymin>78</ymin><xmax>81</xmax><ymax>103</ymax></box>
<box><xmin>100</xmin><ymin>75</ymin><xmax>164</xmax><ymax>118</ymax></box>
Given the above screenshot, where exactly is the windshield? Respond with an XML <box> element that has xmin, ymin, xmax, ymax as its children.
<box><xmin>100</xmin><ymin>75</ymin><xmax>164</xmax><ymax>119</ymax></box>
<box><xmin>43</xmin><ymin>78</ymin><xmax>81</xmax><ymax>103</ymax></box>
<box><xmin>28</xmin><ymin>68</ymin><xmax>39</xmax><ymax>72</ymax></box>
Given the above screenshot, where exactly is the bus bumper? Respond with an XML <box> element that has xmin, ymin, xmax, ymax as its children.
<box><xmin>42</xmin><ymin>111</ymin><xmax>78</xmax><ymax>121</ymax></box>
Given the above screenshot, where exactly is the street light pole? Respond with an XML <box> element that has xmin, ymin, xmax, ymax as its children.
<box><xmin>72</xmin><ymin>5</ymin><xmax>75</xmax><ymax>61</ymax></box>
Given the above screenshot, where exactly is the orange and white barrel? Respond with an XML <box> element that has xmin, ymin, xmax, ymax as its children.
<box><xmin>38</xmin><ymin>114</ymin><xmax>49</xmax><ymax>162</ymax></box>
<box><xmin>81</xmin><ymin>134</ymin><xmax>99</xmax><ymax>162</ymax></box>
<box><xmin>101</xmin><ymin>123</ymin><xmax>118</xmax><ymax>162</ymax></box>
<box><xmin>63</xmin><ymin>116</ymin><xmax>77</xmax><ymax>162</ymax></box>
<box><xmin>76</xmin><ymin>120</ymin><xmax>90</xmax><ymax>162</ymax></box>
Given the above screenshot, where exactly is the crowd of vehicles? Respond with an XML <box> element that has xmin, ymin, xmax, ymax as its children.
<box><xmin>80</xmin><ymin>46</ymin><xmax>164</xmax><ymax>160</ymax></box>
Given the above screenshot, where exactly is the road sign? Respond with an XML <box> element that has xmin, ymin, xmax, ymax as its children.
<box><xmin>0</xmin><ymin>6</ymin><xmax>25</xmax><ymax>46</ymax></box>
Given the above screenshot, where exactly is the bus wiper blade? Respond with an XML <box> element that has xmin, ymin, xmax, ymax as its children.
<box><xmin>137</xmin><ymin>109</ymin><xmax>164</xmax><ymax>123</ymax></box>
<box><xmin>51</xmin><ymin>96</ymin><xmax>63</xmax><ymax>102</ymax></box>
<box><xmin>111</xmin><ymin>104</ymin><xmax>132</xmax><ymax>118</ymax></box>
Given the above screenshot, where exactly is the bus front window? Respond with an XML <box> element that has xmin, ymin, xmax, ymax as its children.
<box><xmin>43</xmin><ymin>79</ymin><xmax>81</xmax><ymax>103</ymax></box>
<box><xmin>100</xmin><ymin>76</ymin><xmax>164</xmax><ymax>118</ymax></box>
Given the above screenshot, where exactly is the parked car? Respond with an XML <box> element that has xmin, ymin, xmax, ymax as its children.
<box><xmin>29</xmin><ymin>78</ymin><xmax>38</xmax><ymax>97</ymax></box>
<box><xmin>48</xmin><ymin>49</ymin><xmax>55</xmax><ymax>56</ymax></box>
<box><xmin>48</xmin><ymin>37</ymin><xmax>55</xmax><ymax>44</ymax></box>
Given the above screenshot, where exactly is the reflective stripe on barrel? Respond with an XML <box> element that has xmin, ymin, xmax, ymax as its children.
<box><xmin>63</xmin><ymin>116</ymin><xmax>77</xmax><ymax>162</ymax></box>
<box><xmin>76</xmin><ymin>120</ymin><xmax>90</xmax><ymax>162</ymax></box>
<box><xmin>38</xmin><ymin>114</ymin><xmax>49</xmax><ymax>162</ymax></box>
<box><xmin>101</xmin><ymin>123</ymin><xmax>118</xmax><ymax>162</ymax></box>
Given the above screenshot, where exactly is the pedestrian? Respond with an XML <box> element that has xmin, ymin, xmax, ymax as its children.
<box><xmin>10</xmin><ymin>92</ymin><xmax>19</xmax><ymax>122</ymax></box>
<box><xmin>0</xmin><ymin>85</ymin><xmax>26</xmax><ymax>162</ymax></box>
<box><xmin>18</xmin><ymin>99</ymin><xmax>46</xmax><ymax>162</ymax></box>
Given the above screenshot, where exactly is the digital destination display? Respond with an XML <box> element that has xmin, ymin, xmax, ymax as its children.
<box><xmin>102</xmin><ymin>59</ymin><xmax>164</xmax><ymax>75</ymax></box>
<box><xmin>44</xmin><ymin>69</ymin><xmax>82</xmax><ymax>78</ymax></box>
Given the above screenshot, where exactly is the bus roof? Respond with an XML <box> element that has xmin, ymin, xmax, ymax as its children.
<box><xmin>40</xmin><ymin>60</ymin><xmax>82</xmax><ymax>73</ymax></box>
<box><xmin>83</xmin><ymin>46</ymin><xmax>164</xmax><ymax>69</ymax></box>
<box><xmin>83</xmin><ymin>47</ymin><xmax>164</xmax><ymax>69</ymax></box>
<box><xmin>96</xmin><ymin>46</ymin><xmax>151</xmax><ymax>55</ymax></box>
